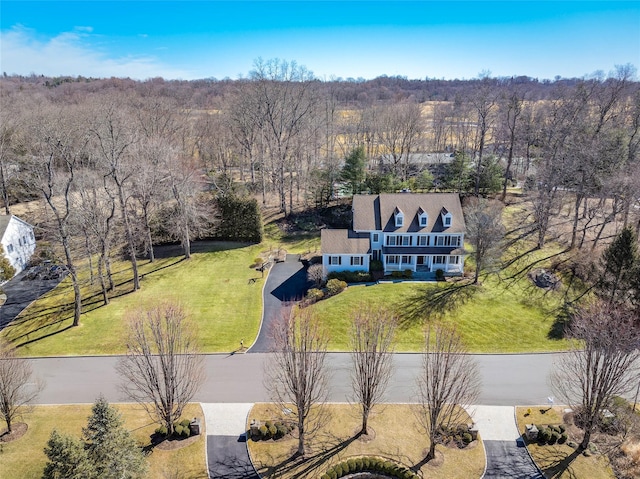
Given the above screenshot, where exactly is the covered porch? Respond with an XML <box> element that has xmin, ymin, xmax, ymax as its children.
<box><xmin>382</xmin><ymin>253</ymin><xmax>463</xmax><ymax>274</ymax></box>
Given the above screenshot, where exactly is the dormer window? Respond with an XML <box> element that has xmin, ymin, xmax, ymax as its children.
<box><xmin>394</xmin><ymin>207</ymin><xmax>404</xmax><ymax>227</ymax></box>
<box><xmin>441</xmin><ymin>207</ymin><xmax>452</xmax><ymax>228</ymax></box>
<box><xmin>418</xmin><ymin>207</ymin><xmax>428</xmax><ymax>228</ymax></box>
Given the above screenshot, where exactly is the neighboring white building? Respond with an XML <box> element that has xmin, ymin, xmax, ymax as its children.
<box><xmin>321</xmin><ymin>193</ymin><xmax>466</xmax><ymax>277</ymax></box>
<box><xmin>0</xmin><ymin>215</ymin><xmax>36</xmax><ymax>276</ymax></box>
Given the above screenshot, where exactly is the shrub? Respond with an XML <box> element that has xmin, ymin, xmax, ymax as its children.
<box><xmin>370</xmin><ymin>260</ymin><xmax>383</xmax><ymax>272</ymax></box>
<box><xmin>174</xmin><ymin>425</ymin><xmax>184</xmax><ymax>436</ymax></box>
<box><xmin>559</xmin><ymin>433</ymin><xmax>568</xmax><ymax>444</ymax></box>
<box><xmin>326</xmin><ymin>278</ymin><xmax>347</xmax><ymax>296</ymax></box>
<box><xmin>155</xmin><ymin>425</ymin><xmax>168</xmax><ymax>436</ymax></box>
<box><xmin>327</xmin><ymin>470</ymin><xmax>337</xmax><ymax>479</ymax></box>
<box><xmin>259</xmin><ymin>425</ymin><xmax>268</xmax><ymax>439</ymax></box>
<box><xmin>558</xmin><ymin>424</ymin><xmax>566</xmax><ymax>433</ymax></box>
<box><xmin>333</xmin><ymin>464</ymin><xmax>343</xmax><ymax>477</ymax></box>
<box><xmin>180</xmin><ymin>418</ymin><xmax>191</xmax><ymax>428</ymax></box>
<box><xmin>268</xmin><ymin>424</ymin><xmax>277</xmax><ymax>437</ymax></box>
<box><xmin>328</xmin><ymin>271</ymin><xmax>372</xmax><ymax>283</ymax></box>
<box><xmin>402</xmin><ymin>269</ymin><xmax>413</xmax><ymax>278</ymax></box>
<box><xmin>306</xmin><ymin>288</ymin><xmax>324</xmax><ymax>302</ymax></box>
<box><xmin>462</xmin><ymin>432</ymin><xmax>473</xmax><ymax>444</ymax></box>
<box><xmin>549</xmin><ymin>432</ymin><xmax>560</xmax><ymax>445</ymax></box>
<box><xmin>435</xmin><ymin>268</ymin><xmax>445</xmax><ymax>281</ymax></box>
<box><xmin>275</xmin><ymin>424</ymin><xmax>287</xmax><ymax>439</ymax></box>
<box><xmin>180</xmin><ymin>426</ymin><xmax>190</xmax><ymax>438</ymax></box>
<box><xmin>391</xmin><ymin>271</ymin><xmax>403</xmax><ymax>278</ymax></box>
<box><xmin>347</xmin><ymin>459</ymin><xmax>357</xmax><ymax>472</ymax></box>
<box><xmin>264</xmin><ymin>420</ymin><xmax>273</xmax><ymax>429</ymax></box>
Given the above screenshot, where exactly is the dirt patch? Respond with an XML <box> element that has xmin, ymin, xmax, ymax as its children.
<box><xmin>0</xmin><ymin>422</ymin><xmax>28</xmax><ymax>442</ymax></box>
<box><xmin>152</xmin><ymin>433</ymin><xmax>200</xmax><ymax>451</ymax></box>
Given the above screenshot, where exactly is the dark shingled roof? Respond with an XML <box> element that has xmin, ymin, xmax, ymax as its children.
<box><xmin>321</xmin><ymin>229</ymin><xmax>371</xmax><ymax>255</ymax></box>
<box><xmin>352</xmin><ymin>193</ymin><xmax>465</xmax><ymax>233</ymax></box>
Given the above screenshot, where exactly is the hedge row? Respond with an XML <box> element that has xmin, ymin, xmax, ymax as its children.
<box><xmin>250</xmin><ymin>420</ymin><xmax>295</xmax><ymax>441</ymax></box>
<box><xmin>536</xmin><ymin>424</ymin><xmax>568</xmax><ymax>445</ymax></box>
<box><xmin>327</xmin><ymin>271</ymin><xmax>373</xmax><ymax>283</ymax></box>
<box><xmin>320</xmin><ymin>456</ymin><xmax>419</xmax><ymax>479</ymax></box>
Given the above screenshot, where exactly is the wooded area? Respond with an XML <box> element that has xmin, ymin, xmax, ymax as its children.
<box><xmin>1</xmin><ymin>61</ymin><xmax>639</xmax><ymax>326</ymax></box>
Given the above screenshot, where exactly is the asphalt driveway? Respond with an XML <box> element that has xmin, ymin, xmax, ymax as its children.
<box><xmin>0</xmin><ymin>269</ymin><xmax>64</xmax><ymax>330</ymax></box>
<box><xmin>248</xmin><ymin>254</ymin><xmax>312</xmax><ymax>353</ymax></box>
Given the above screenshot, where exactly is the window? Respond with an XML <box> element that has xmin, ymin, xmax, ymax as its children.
<box><xmin>401</xmin><ymin>236</ymin><xmax>411</xmax><ymax>246</ymax></box>
<box><xmin>448</xmin><ymin>256</ymin><xmax>459</xmax><ymax>264</ymax></box>
<box><xmin>7</xmin><ymin>244</ymin><xmax>13</xmax><ymax>253</ymax></box>
<box><xmin>350</xmin><ymin>256</ymin><xmax>363</xmax><ymax>266</ymax></box>
<box><xmin>329</xmin><ymin>256</ymin><xmax>341</xmax><ymax>265</ymax></box>
<box><xmin>401</xmin><ymin>255</ymin><xmax>412</xmax><ymax>264</ymax></box>
<box><xmin>433</xmin><ymin>255</ymin><xmax>446</xmax><ymax>264</ymax></box>
<box><xmin>436</xmin><ymin>236</ymin><xmax>445</xmax><ymax>246</ymax></box>
<box><xmin>18</xmin><ymin>238</ymin><xmax>22</xmax><ymax>246</ymax></box>
<box><xmin>419</xmin><ymin>214</ymin><xmax>427</xmax><ymax>227</ymax></box>
<box><xmin>395</xmin><ymin>214</ymin><xmax>404</xmax><ymax>227</ymax></box>
<box><xmin>418</xmin><ymin>236</ymin><xmax>428</xmax><ymax>246</ymax></box>
<box><xmin>444</xmin><ymin>216</ymin><xmax>452</xmax><ymax>227</ymax></box>
<box><xmin>30</xmin><ymin>232</ymin><xmax>34</xmax><ymax>240</ymax></box>
<box><xmin>386</xmin><ymin>236</ymin><xmax>397</xmax><ymax>246</ymax></box>
<box><xmin>372</xmin><ymin>233</ymin><xmax>379</xmax><ymax>243</ymax></box>
<box><xmin>23</xmin><ymin>236</ymin><xmax>27</xmax><ymax>244</ymax></box>
<box><xmin>387</xmin><ymin>255</ymin><xmax>400</xmax><ymax>264</ymax></box>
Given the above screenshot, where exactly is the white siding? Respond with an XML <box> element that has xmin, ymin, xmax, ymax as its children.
<box><xmin>1</xmin><ymin>216</ymin><xmax>36</xmax><ymax>275</ymax></box>
<box><xmin>322</xmin><ymin>254</ymin><xmax>370</xmax><ymax>278</ymax></box>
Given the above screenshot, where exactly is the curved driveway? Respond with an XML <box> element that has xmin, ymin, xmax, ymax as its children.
<box><xmin>248</xmin><ymin>254</ymin><xmax>312</xmax><ymax>353</ymax></box>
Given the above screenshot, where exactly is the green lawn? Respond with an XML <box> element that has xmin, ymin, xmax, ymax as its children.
<box><xmin>1</xmin><ymin>242</ymin><xmax>268</xmax><ymax>356</ymax></box>
<box><xmin>0</xmin><ymin>403</ymin><xmax>208</xmax><ymax>479</ymax></box>
<box><xmin>309</xmin><ymin>274</ymin><xmax>570</xmax><ymax>352</ymax></box>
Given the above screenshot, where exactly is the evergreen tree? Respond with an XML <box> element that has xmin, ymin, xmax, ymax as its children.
<box><xmin>365</xmin><ymin>173</ymin><xmax>400</xmax><ymax>194</ymax></box>
<box><xmin>43</xmin><ymin>398</ymin><xmax>147</xmax><ymax>479</ymax></box>
<box><xmin>599</xmin><ymin>226</ymin><xmax>639</xmax><ymax>305</ymax></box>
<box><xmin>477</xmin><ymin>155</ymin><xmax>504</xmax><ymax>196</ymax></box>
<box><xmin>43</xmin><ymin>430</ymin><xmax>96</xmax><ymax>479</ymax></box>
<box><xmin>0</xmin><ymin>244</ymin><xmax>15</xmax><ymax>281</ymax></box>
<box><xmin>83</xmin><ymin>396</ymin><xmax>147</xmax><ymax>479</ymax></box>
<box><xmin>340</xmin><ymin>146</ymin><xmax>367</xmax><ymax>195</ymax></box>
<box><xmin>216</xmin><ymin>194</ymin><xmax>263</xmax><ymax>243</ymax></box>
<box><xmin>444</xmin><ymin>152</ymin><xmax>472</xmax><ymax>193</ymax></box>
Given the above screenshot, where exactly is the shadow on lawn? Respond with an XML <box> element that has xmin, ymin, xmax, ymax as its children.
<box><xmin>534</xmin><ymin>445</ymin><xmax>583</xmax><ymax>479</ymax></box>
<box><xmin>255</xmin><ymin>432</ymin><xmax>360</xmax><ymax>478</ymax></box>
<box><xmin>398</xmin><ymin>280</ymin><xmax>479</xmax><ymax>327</ymax></box>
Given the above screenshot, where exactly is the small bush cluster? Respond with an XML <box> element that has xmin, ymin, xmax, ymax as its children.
<box><xmin>369</xmin><ymin>260</ymin><xmax>384</xmax><ymax>272</ymax></box>
<box><xmin>173</xmin><ymin>418</ymin><xmax>192</xmax><ymax>438</ymax></box>
<box><xmin>326</xmin><ymin>278</ymin><xmax>347</xmax><ymax>296</ymax></box>
<box><xmin>437</xmin><ymin>423</ymin><xmax>475</xmax><ymax>448</ymax></box>
<box><xmin>435</xmin><ymin>268</ymin><xmax>445</xmax><ymax>281</ymax></box>
<box><xmin>320</xmin><ymin>456</ymin><xmax>419</xmax><ymax>479</ymax></box>
<box><xmin>390</xmin><ymin>269</ymin><xmax>413</xmax><ymax>279</ymax></box>
<box><xmin>536</xmin><ymin>424</ymin><xmax>567</xmax><ymax>445</ymax></box>
<box><xmin>327</xmin><ymin>271</ymin><xmax>372</xmax><ymax>283</ymax></box>
<box><xmin>306</xmin><ymin>288</ymin><xmax>325</xmax><ymax>302</ymax></box>
<box><xmin>250</xmin><ymin>420</ymin><xmax>294</xmax><ymax>441</ymax></box>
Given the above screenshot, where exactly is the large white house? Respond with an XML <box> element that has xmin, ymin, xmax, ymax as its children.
<box><xmin>322</xmin><ymin>193</ymin><xmax>466</xmax><ymax>277</ymax></box>
<box><xmin>0</xmin><ymin>215</ymin><xmax>36</xmax><ymax>276</ymax></box>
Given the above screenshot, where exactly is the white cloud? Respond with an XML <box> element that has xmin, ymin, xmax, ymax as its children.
<box><xmin>0</xmin><ymin>26</ymin><xmax>194</xmax><ymax>80</ymax></box>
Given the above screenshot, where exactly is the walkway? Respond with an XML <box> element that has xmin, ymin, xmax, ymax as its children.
<box><xmin>202</xmin><ymin>403</ymin><xmax>259</xmax><ymax>479</ymax></box>
<box><xmin>474</xmin><ymin>406</ymin><xmax>543</xmax><ymax>479</ymax></box>
<box><xmin>248</xmin><ymin>254</ymin><xmax>312</xmax><ymax>353</ymax></box>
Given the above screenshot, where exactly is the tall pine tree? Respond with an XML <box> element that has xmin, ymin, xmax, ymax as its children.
<box><xmin>599</xmin><ymin>226</ymin><xmax>639</xmax><ymax>306</ymax></box>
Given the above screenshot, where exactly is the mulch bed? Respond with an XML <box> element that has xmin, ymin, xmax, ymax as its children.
<box><xmin>0</xmin><ymin>422</ymin><xmax>28</xmax><ymax>442</ymax></box>
<box><xmin>152</xmin><ymin>433</ymin><xmax>200</xmax><ymax>451</ymax></box>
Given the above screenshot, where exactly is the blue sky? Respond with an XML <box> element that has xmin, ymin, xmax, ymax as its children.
<box><xmin>1</xmin><ymin>1</ymin><xmax>638</xmax><ymax>81</ymax></box>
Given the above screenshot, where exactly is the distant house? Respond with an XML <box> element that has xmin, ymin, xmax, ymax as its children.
<box><xmin>321</xmin><ymin>193</ymin><xmax>465</xmax><ymax>277</ymax></box>
<box><xmin>0</xmin><ymin>215</ymin><xmax>36</xmax><ymax>276</ymax></box>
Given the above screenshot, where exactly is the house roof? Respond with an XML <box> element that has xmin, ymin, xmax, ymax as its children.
<box><xmin>321</xmin><ymin>229</ymin><xmax>371</xmax><ymax>255</ymax></box>
<box><xmin>0</xmin><ymin>215</ymin><xmax>34</xmax><ymax>241</ymax></box>
<box><xmin>352</xmin><ymin>193</ymin><xmax>465</xmax><ymax>233</ymax></box>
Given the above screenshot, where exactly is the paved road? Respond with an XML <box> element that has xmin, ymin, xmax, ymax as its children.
<box><xmin>248</xmin><ymin>255</ymin><xmax>312</xmax><ymax>353</ymax></box>
<box><xmin>30</xmin><ymin>353</ymin><xmax>558</xmax><ymax>405</ymax></box>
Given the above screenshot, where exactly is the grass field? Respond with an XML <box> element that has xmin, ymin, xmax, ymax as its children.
<box><xmin>515</xmin><ymin>407</ymin><xmax>614</xmax><ymax>479</ymax></box>
<box><xmin>309</xmin><ymin>273</ymin><xmax>570</xmax><ymax>352</ymax></box>
<box><xmin>0</xmin><ymin>403</ymin><xmax>207</xmax><ymax>479</ymax></box>
<box><xmin>247</xmin><ymin>403</ymin><xmax>485</xmax><ymax>479</ymax></box>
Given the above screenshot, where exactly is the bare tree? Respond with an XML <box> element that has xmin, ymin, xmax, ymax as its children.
<box><xmin>464</xmin><ymin>198</ymin><xmax>505</xmax><ymax>284</ymax></box>
<box><xmin>550</xmin><ymin>303</ymin><xmax>640</xmax><ymax>451</ymax></box>
<box><xmin>416</xmin><ymin>324</ymin><xmax>481</xmax><ymax>462</ymax></box>
<box><xmin>0</xmin><ymin>340</ymin><xmax>43</xmax><ymax>433</ymax></box>
<box><xmin>265</xmin><ymin>307</ymin><xmax>330</xmax><ymax>457</ymax></box>
<box><xmin>350</xmin><ymin>305</ymin><xmax>396</xmax><ymax>436</ymax></box>
<box><xmin>117</xmin><ymin>302</ymin><xmax>205</xmax><ymax>435</ymax></box>
<box><xmin>376</xmin><ymin>102</ymin><xmax>423</xmax><ymax>181</ymax></box>
<box><xmin>24</xmin><ymin>105</ymin><xmax>88</xmax><ymax>326</ymax></box>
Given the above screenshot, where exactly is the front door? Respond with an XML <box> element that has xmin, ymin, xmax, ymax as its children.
<box><xmin>417</xmin><ymin>256</ymin><xmax>424</xmax><ymax>265</ymax></box>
